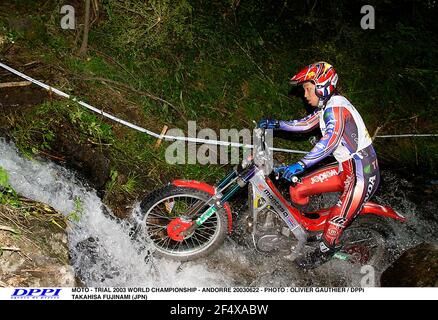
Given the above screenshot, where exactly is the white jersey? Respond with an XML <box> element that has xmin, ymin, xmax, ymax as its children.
<box><xmin>319</xmin><ymin>95</ymin><xmax>372</xmax><ymax>163</ymax></box>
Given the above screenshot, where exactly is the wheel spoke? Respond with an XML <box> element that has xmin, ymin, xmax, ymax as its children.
<box><xmin>149</xmin><ymin>210</ymin><xmax>172</xmax><ymax>220</ymax></box>
<box><xmin>189</xmin><ymin>236</ymin><xmax>197</xmax><ymax>249</ymax></box>
<box><xmin>144</xmin><ymin>193</ymin><xmax>221</xmax><ymax>255</ymax></box>
<box><xmin>155</xmin><ymin>204</ymin><xmax>173</xmax><ymax>218</ymax></box>
<box><xmin>162</xmin><ymin>237</ymin><xmax>173</xmax><ymax>252</ymax></box>
<box><xmin>155</xmin><ymin>235</ymin><xmax>171</xmax><ymax>247</ymax></box>
<box><xmin>196</xmin><ymin>225</ymin><xmax>218</xmax><ymax>231</ymax></box>
<box><xmin>191</xmin><ymin>234</ymin><xmax>203</xmax><ymax>247</ymax></box>
<box><xmin>148</xmin><ymin>228</ymin><xmax>167</xmax><ymax>238</ymax></box>
<box><xmin>193</xmin><ymin>231</ymin><xmax>212</xmax><ymax>242</ymax></box>
<box><xmin>146</xmin><ymin>222</ymin><xmax>167</xmax><ymax>228</ymax></box>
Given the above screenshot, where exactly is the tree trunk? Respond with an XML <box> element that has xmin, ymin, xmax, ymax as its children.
<box><xmin>78</xmin><ymin>0</ymin><xmax>91</xmax><ymax>57</ymax></box>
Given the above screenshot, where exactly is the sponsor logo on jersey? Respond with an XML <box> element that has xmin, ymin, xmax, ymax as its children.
<box><xmin>310</xmin><ymin>169</ymin><xmax>338</xmax><ymax>184</ymax></box>
<box><xmin>363</xmin><ymin>175</ymin><xmax>377</xmax><ymax>203</ymax></box>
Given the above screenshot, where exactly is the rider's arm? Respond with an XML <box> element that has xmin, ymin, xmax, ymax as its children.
<box><xmin>300</xmin><ymin>106</ymin><xmax>345</xmax><ymax>168</ymax></box>
<box><xmin>278</xmin><ymin>109</ymin><xmax>320</xmax><ymax>133</ymax></box>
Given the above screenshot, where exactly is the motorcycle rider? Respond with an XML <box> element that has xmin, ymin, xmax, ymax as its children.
<box><xmin>258</xmin><ymin>62</ymin><xmax>380</xmax><ymax>269</ymax></box>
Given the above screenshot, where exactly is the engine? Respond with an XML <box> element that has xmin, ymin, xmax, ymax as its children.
<box><xmin>243</xmin><ymin>206</ymin><xmax>297</xmax><ymax>253</ymax></box>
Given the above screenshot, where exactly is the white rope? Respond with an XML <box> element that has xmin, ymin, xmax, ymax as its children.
<box><xmin>1</xmin><ymin>61</ymin><xmax>436</xmax><ymax>156</ymax></box>
<box><xmin>0</xmin><ymin>61</ymin><xmax>307</xmax><ymax>154</ymax></box>
<box><xmin>376</xmin><ymin>134</ymin><xmax>438</xmax><ymax>138</ymax></box>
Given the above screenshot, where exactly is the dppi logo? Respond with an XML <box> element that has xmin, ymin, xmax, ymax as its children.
<box><xmin>11</xmin><ymin>288</ymin><xmax>61</xmax><ymax>299</ymax></box>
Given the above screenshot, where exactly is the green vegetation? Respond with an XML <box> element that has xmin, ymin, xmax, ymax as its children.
<box><xmin>120</xmin><ymin>174</ymin><xmax>138</xmax><ymax>195</ymax></box>
<box><xmin>0</xmin><ymin>0</ymin><xmax>437</xmax><ymax>214</ymax></box>
<box><xmin>0</xmin><ymin>166</ymin><xmax>70</xmax><ymax>229</ymax></box>
<box><xmin>0</xmin><ymin>166</ymin><xmax>9</xmax><ymax>189</ymax></box>
<box><xmin>7</xmin><ymin>100</ymin><xmax>113</xmax><ymax>156</ymax></box>
<box><xmin>0</xmin><ymin>166</ymin><xmax>20</xmax><ymax>208</ymax></box>
<box><xmin>66</xmin><ymin>196</ymin><xmax>85</xmax><ymax>223</ymax></box>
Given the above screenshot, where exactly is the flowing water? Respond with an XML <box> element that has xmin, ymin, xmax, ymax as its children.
<box><xmin>1</xmin><ymin>139</ymin><xmax>437</xmax><ymax>287</ymax></box>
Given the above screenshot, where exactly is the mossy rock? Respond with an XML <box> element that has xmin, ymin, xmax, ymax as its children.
<box><xmin>0</xmin><ymin>203</ymin><xmax>75</xmax><ymax>287</ymax></box>
<box><xmin>381</xmin><ymin>243</ymin><xmax>438</xmax><ymax>287</ymax></box>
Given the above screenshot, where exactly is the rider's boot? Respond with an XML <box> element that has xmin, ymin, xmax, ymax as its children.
<box><xmin>295</xmin><ymin>241</ymin><xmax>339</xmax><ymax>270</ymax></box>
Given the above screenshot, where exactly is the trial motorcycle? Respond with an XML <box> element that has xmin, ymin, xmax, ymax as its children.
<box><xmin>135</xmin><ymin>128</ymin><xmax>406</xmax><ymax>267</ymax></box>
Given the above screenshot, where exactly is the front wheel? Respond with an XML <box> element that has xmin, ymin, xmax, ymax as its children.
<box><xmin>135</xmin><ymin>185</ymin><xmax>228</xmax><ymax>261</ymax></box>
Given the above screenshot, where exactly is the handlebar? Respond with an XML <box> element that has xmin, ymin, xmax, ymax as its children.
<box><xmin>274</xmin><ymin>168</ymin><xmax>301</xmax><ymax>184</ymax></box>
<box><xmin>275</xmin><ymin>174</ymin><xmax>301</xmax><ymax>183</ymax></box>
<box><xmin>253</xmin><ymin>121</ymin><xmax>302</xmax><ymax>184</ymax></box>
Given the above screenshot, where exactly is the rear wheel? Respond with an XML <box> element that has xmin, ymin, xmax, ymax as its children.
<box><xmin>135</xmin><ymin>185</ymin><xmax>228</xmax><ymax>261</ymax></box>
<box><xmin>339</xmin><ymin>215</ymin><xmax>393</xmax><ymax>269</ymax></box>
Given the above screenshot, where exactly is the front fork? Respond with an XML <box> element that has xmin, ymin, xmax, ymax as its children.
<box><xmin>182</xmin><ymin>166</ymin><xmax>256</xmax><ymax>237</ymax></box>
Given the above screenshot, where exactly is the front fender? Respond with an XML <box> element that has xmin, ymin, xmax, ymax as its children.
<box><xmin>172</xmin><ymin>180</ymin><xmax>233</xmax><ymax>233</ymax></box>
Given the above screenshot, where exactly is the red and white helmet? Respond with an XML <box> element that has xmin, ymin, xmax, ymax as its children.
<box><xmin>290</xmin><ymin>62</ymin><xmax>338</xmax><ymax>100</ymax></box>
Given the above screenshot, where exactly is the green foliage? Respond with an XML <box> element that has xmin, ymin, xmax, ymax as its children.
<box><xmin>120</xmin><ymin>174</ymin><xmax>138</xmax><ymax>195</ymax></box>
<box><xmin>104</xmin><ymin>170</ymin><xmax>139</xmax><ymax>196</ymax></box>
<box><xmin>2</xmin><ymin>0</ymin><xmax>437</xmax><ymax>184</ymax></box>
<box><xmin>9</xmin><ymin>100</ymin><xmax>116</xmax><ymax>160</ymax></box>
<box><xmin>69</xmin><ymin>107</ymin><xmax>114</xmax><ymax>144</ymax></box>
<box><xmin>9</xmin><ymin>102</ymin><xmax>60</xmax><ymax>157</ymax></box>
<box><xmin>0</xmin><ymin>167</ymin><xmax>9</xmax><ymax>189</ymax></box>
<box><xmin>66</xmin><ymin>197</ymin><xmax>85</xmax><ymax>223</ymax></box>
<box><xmin>105</xmin><ymin>169</ymin><xmax>119</xmax><ymax>196</ymax></box>
<box><xmin>100</xmin><ymin>0</ymin><xmax>193</xmax><ymax>55</ymax></box>
<box><xmin>0</xmin><ymin>190</ymin><xmax>21</xmax><ymax>207</ymax></box>
<box><xmin>0</xmin><ymin>24</ymin><xmax>17</xmax><ymax>46</ymax></box>
<box><xmin>0</xmin><ymin>167</ymin><xmax>21</xmax><ymax>207</ymax></box>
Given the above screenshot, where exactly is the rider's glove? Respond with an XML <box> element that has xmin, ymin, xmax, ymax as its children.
<box><xmin>258</xmin><ymin>119</ymin><xmax>280</xmax><ymax>129</ymax></box>
<box><xmin>275</xmin><ymin>161</ymin><xmax>305</xmax><ymax>181</ymax></box>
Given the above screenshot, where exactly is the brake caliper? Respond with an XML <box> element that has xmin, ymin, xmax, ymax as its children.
<box><xmin>167</xmin><ymin>218</ymin><xmax>194</xmax><ymax>242</ymax></box>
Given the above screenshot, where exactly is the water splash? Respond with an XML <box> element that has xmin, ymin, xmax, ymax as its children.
<box><xmin>1</xmin><ymin>138</ymin><xmax>436</xmax><ymax>287</ymax></box>
<box><xmin>374</xmin><ymin>171</ymin><xmax>438</xmax><ymax>256</ymax></box>
<box><xmin>0</xmin><ymin>139</ymin><xmax>232</xmax><ymax>287</ymax></box>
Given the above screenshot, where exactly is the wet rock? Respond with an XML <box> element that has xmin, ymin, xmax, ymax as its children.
<box><xmin>0</xmin><ymin>204</ymin><xmax>75</xmax><ymax>287</ymax></box>
<box><xmin>0</xmin><ymin>87</ymin><xmax>48</xmax><ymax>111</ymax></box>
<box><xmin>380</xmin><ymin>243</ymin><xmax>438</xmax><ymax>287</ymax></box>
<box><xmin>71</xmin><ymin>237</ymin><xmax>120</xmax><ymax>283</ymax></box>
<box><xmin>54</xmin><ymin>128</ymin><xmax>111</xmax><ymax>192</ymax></box>
<box><xmin>73</xmin><ymin>237</ymin><xmax>101</xmax><ymax>266</ymax></box>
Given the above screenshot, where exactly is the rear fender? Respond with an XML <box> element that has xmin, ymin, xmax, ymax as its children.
<box><xmin>360</xmin><ymin>201</ymin><xmax>406</xmax><ymax>222</ymax></box>
<box><xmin>172</xmin><ymin>180</ymin><xmax>233</xmax><ymax>233</ymax></box>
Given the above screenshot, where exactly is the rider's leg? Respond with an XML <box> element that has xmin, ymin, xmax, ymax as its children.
<box><xmin>296</xmin><ymin>146</ymin><xmax>380</xmax><ymax>269</ymax></box>
<box><xmin>323</xmin><ymin>148</ymin><xmax>380</xmax><ymax>248</ymax></box>
<box><xmin>294</xmin><ymin>160</ymin><xmax>355</xmax><ymax>268</ymax></box>
<box><xmin>289</xmin><ymin>162</ymin><xmax>343</xmax><ymax>206</ymax></box>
